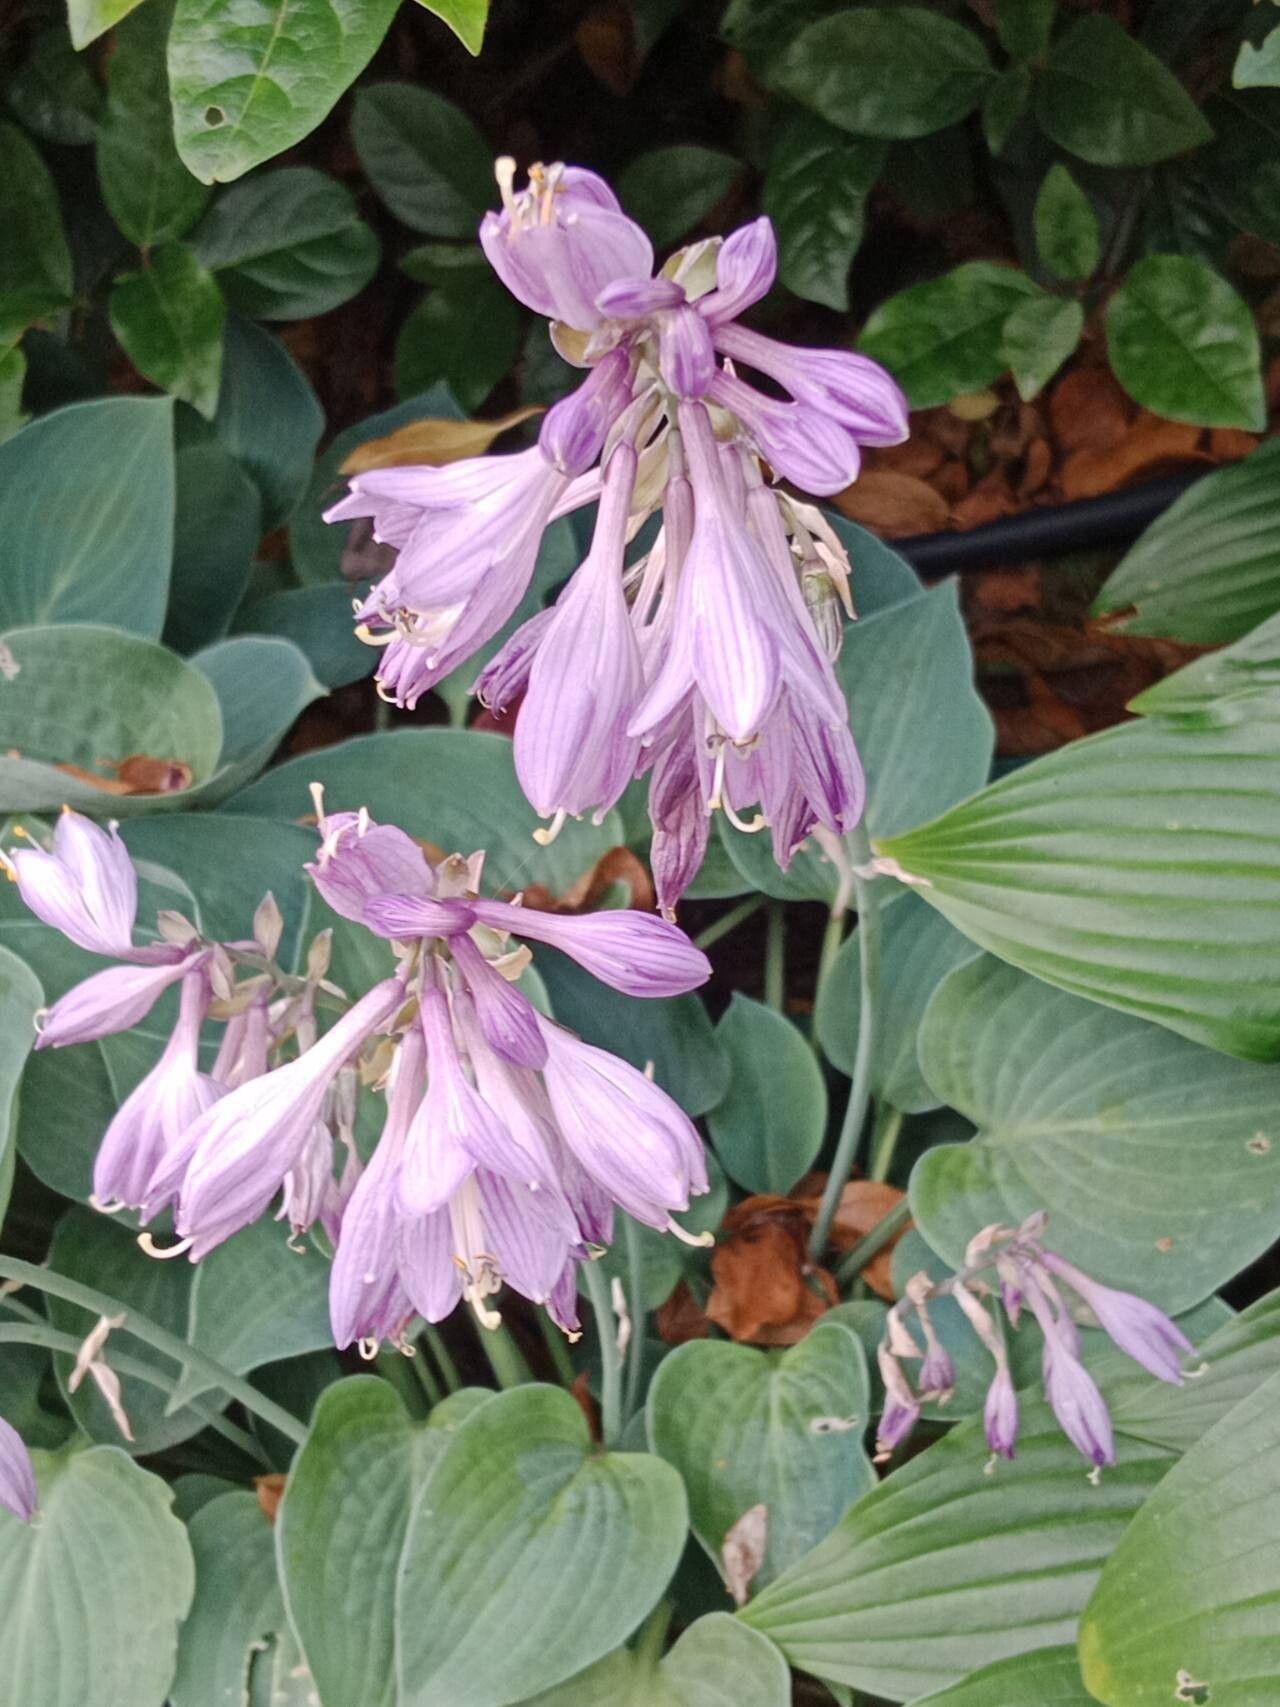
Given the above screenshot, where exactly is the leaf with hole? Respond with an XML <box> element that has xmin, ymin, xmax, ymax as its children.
<box><xmin>0</xmin><ymin>1445</ymin><xmax>194</xmax><ymax>1707</ymax></box>
<box><xmin>396</xmin><ymin>1383</ymin><xmax>687</xmax><ymax>1707</ymax></box>
<box><xmin>648</xmin><ymin>1321</ymin><xmax>874</xmax><ymax>1593</ymax></box>
<box><xmin>1106</xmin><ymin>255</ymin><xmax>1265</xmax><ymax>430</ymax></box>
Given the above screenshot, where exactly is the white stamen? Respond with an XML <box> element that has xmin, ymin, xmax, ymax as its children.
<box><xmin>532</xmin><ymin>808</ymin><xmax>568</xmax><ymax>846</ymax></box>
<box><xmin>138</xmin><ymin>1233</ymin><xmax>193</xmax><ymax>1260</ymax></box>
<box><xmin>666</xmin><ymin>1217</ymin><xmax>714</xmax><ymax>1249</ymax></box>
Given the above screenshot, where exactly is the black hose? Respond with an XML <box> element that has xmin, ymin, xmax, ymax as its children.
<box><xmin>892</xmin><ymin>468</ymin><xmax>1213</xmax><ymax>575</ymax></box>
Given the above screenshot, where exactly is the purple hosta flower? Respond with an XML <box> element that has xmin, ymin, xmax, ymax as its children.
<box><xmin>875</xmin><ymin>1344</ymin><xmax>921</xmax><ymax>1464</ymax></box>
<box><xmin>0</xmin><ymin>1417</ymin><xmax>36</xmax><ymax>1523</ymax></box>
<box><xmin>874</xmin><ymin>1214</ymin><xmax>1192</xmax><ymax>1470</ymax></box>
<box><xmin>328</xmin><ymin>166</ymin><xmax>909</xmax><ymax>909</ymax></box>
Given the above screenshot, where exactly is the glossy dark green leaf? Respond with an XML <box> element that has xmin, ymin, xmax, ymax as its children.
<box><xmin>1199</xmin><ymin>89</ymin><xmax>1280</xmax><ymax>248</ymax></box>
<box><xmin>352</xmin><ymin>83</ymin><xmax>493</xmax><ymax>236</ymax></box>
<box><xmin>912</xmin><ymin>956</ymin><xmax>1280</xmax><ymax>1311</ymax></box>
<box><xmin>213</xmin><ymin>315</ymin><xmax>323</xmax><ymax>528</ymax></box>
<box><xmin>170</xmin><ymin>1490</ymin><xmax>286</xmax><ymax>1707</ymax></box>
<box><xmin>517</xmin><ymin>1614</ymin><xmax>791</xmax><ymax>1707</ymax></box>
<box><xmin>994</xmin><ymin>0</ymin><xmax>1055</xmax><ymax>62</ymax></box>
<box><xmin>0</xmin><ymin>625</ymin><xmax>224</xmax><ymax>813</ymax></box>
<box><xmin>1106</xmin><ymin>255</ymin><xmax>1265</xmax><ymax>430</ymax></box>
<box><xmin>648</xmin><ymin>1321</ymin><xmax>874</xmax><ymax>1591</ymax></box>
<box><xmin>396</xmin><ymin>1384</ymin><xmax>687</xmax><ymax>1707</ymax></box>
<box><xmin>1093</xmin><ymin>439</ymin><xmax>1280</xmax><ymax>643</ymax></box>
<box><xmin>815</xmin><ymin>890</ymin><xmax>977</xmax><ymax>1112</ymax></box>
<box><xmin>858</xmin><ymin>262</ymin><xmax>1040</xmax><ymax>407</ymax></box>
<box><xmin>762</xmin><ymin>113</ymin><xmax>884</xmax><ymax>311</ymax></box>
<box><xmin>0</xmin><ymin>1446</ymin><xmax>194</xmax><ymax>1707</ymax></box>
<box><xmin>395</xmin><ymin>278</ymin><xmax>522</xmax><ymax>412</ymax></box>
<box><xmin>708</xmin><ymin>994</ymin><xmax>827</xmax><ymax>1193</ymax></box>
<box><xmin>721</xmin><ymin>580</ymin><xmax>993</xmax><ymax>902</ymax></box>
<box><xmin>740</xmin><ymin>1395</ymin><xmax>1174</xmax><ymax>1701</ymax></box>
<box><xmin>1033</xmin><ymin>163</ymin><xmax>1099</xmax><ymax>280</ymax></box>
<box><xmin>163</xmin><ymin>413</ymin><xmax>263</xmax><ymax>654</ymax></box>
<box><xmin>0</xmin><ymin>122</ymin><xmax>73</xmax><ymax>339</ymax></box>
<box><xmin>1001</xmin><ymin>293</ymin><xmax>1083</xmax><ymax>401</ymax></box>
<box><xmin>0</xmin><ymin>348</ymin><xmax>26</xmax><ymax>445</ymax></box>
<box><xmin>193</xmin><ymin>167</ymin><xmax>380</xmax><ymax>319</ymax></box>
<box><xmin>982</xmin><ymin>63</ymin><xmax>1032</xmax><ymax>155</ymax></box>
<box><xmin>109</xmin><ymin>245</ymin><xmax>226</xmax><ymax>419</ymax></box>
<box><xmin>277</xmin><ymin>1377</ymin><xmax>492</xmax><ymax>1707</ymax></box>
<box><xmin>1036</xmin><ymin>16</ymin><xmax>1213</xmax><ymax>165</ymax></box>
<box><xmin>96</xmin><ymin>5</ymin><xmax>211</xmax><ymax>244</ymax></box>
<box><xmin>913</xmin><ymin>1647</ymin><xmax>1095</xmax><ymax>1706</ymax></box>
<box><xmin>168</xmin><ymin>0</ymin><xmax>400</xmax><ymax>184</ymax></box>
<box><xmin>617</xmin><ymin>146</ymin><xmax>741</xmax><ymax>250</ymax></box>
<box><xmin>1080</xmin><ymin>1366</ymin><xmax>1280</xmax><ymax>1705</ymax></box>
<box><xmin>877</xmin><ymin>702</ymin><xmax>1280</xmax><ymax>1060</ymax></box>
<box><xmin>775</xmin><ymin>8</ymin><xmax>994</xmax><ymax>140</ymax></box>
<box><xmin>6</xmin><ymin>28</ymin><xmax>104</xmax><ymax>145</ymax></box>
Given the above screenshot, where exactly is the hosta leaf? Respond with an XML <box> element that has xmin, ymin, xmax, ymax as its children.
<box><xmin>352</xmin><ymin>83</ymin><xmax>493</xmax><ymax>236</ymax></box>
<box><xmin>0</xmin><ymin>625</ymin><xmax>224</xmax><ymax>815</ymax></box>
<box><xmin>517</xmin><ymin>1614</ymin><xmax>791</xmax><ymax>1706</ymax></box>
<box><xmin>277</xmin><ymin>1377</ymin><xmax>492</xmax><ymax>1707</ymax></box>
<box><xmin>815</xmin><ymin>890</ymin><xmax>978</xmax><ymax>1112</ymax></box>
<box><xmin>0</xmin><ymin>397</ymin><xmax>175</xmax><ymax>635</ymax></box>
<box><xmin>1105</xmin><ymin>255</ymin><xmax>1265</xmax><ymax>430</ymax></box>
<box><xmin>1093</xmin><ymin>438</ymin><xmax>1280</xmax><ymax>644</ymax></box>
<box><xmin>96</xmin><ymin>4</ymin><xmax>211</xmax><ymax>245</ymax></box>
<box><xmin>0</xmin><ymin>944</ymin><xmax>42</xmax><ymax>1223</ymax></box>
<box><xmin>647</xmin><ymin>1321</ymin><xmax>874</xmax><ymax>1591</ymax></box>
<box><xmin>708</xmin><ymin>994</ymin><xmax>827</xmax><ymax>1193</ymax></box>
<box><xmin>163</xmin><ymin>412</ymin><xmax>263</xmax><ymax>654</ymax></box>
<box><xmin>192</xmin><ymin>166</ymin><xmax>380</xmax><ymax>319</ymax></box>
<box><xmin>858</xmin><ymin>263</ymin><xmax>1040</xmax><ymax>407</ymax></box>
<box><xmin>1128</xmin><ymin>608</ymin><xmax>1280</xmax><ymax>720</ymax></box>
<box><xmin>740</xmin><ymin>1396</ymin><xmax>1174</xmax><ymax>1701</ymax></box>
<box><xmin>234</xmin><ymin>584</ymin><xmax>375</xmax><ymax>688</ymax></box>
<box><xmin>170</xmin><ymin>1490</ymin><xmax>287</xmax><ymax>1707</ymax></box>
<box><xmin>1035</xmin><ymin>16</ymin><xmax>1213</xmax><ymax>166</ymax></box>
<box><xmin>109</xmin><ymin>245</ymin><xmax>226</xmax><ymax>419</ymax></box>
<box><xmin>213</xmin><ymin>315</ymin><xmax>323</xmax><ymax>529</ymax></box>
<box><xmin>877</xmin><ymin>702</ymin><xmax>1280</xmax><ymax>1060</ymax></box>
<box><xmin>774</xmin><ymin>7</ymin><xmax>994</xmax><ymax>140</ymax></box>
<box><xmin>190</xmin><ymin>635</ymin><xmax>324</xmax><ymax>802</ymax></box>
<box><xmin>0</xmin><ymin>1446</ymin><xmax>194</xmax><ymax>1707</ymax></box>
<box><xmin>168</xmin><ymin>0</ymin><xmax>401</xmax><ymax>183</ymax></box>
<box><xmin>395</xmin><ymin>1384</ymin><xmax>687</xmax><ymax>1706</ymax></box>
<box><xmin>911</xmin><ymin>955</ymin><xmax>1280</xmax><ymax>1312</ymax></box>
<box><xmin>1080</xmin><ymin>1366</ymin><xmax>1280</xmax><ymax>1705</ymax></box>
<box><xmin>762</xmin><ymin>112</ymin><xmax>885</xmax><ymax>311</ymax></box>
<box><xmin>1234</xmin><ymin>23</ymin><xmax>1280</xmax><ymax>90</ymax></box>
<box><xmin>721</xmin><ymin>580</ymin><xmax>993</xmax><ymax>902</ymax></box>
<box><xmin>912</xmin><ymin>1646</ymin><xmax>1096</xmax><ymax>1706</ymax></box>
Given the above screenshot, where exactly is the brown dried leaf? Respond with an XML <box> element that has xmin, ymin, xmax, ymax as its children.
<box><xmin>722</xmin><ymin>1504</ymin><xmax>768</xmax><ymax>1608</ymax></box>
<box><xmin>796</xmin><ymin>1180</ymin><xmax>909</xmax><ymax>1302</ymax></box>
<box><xmin>707</xmin><ymin>1199</ymin><xmax>837</xmax><ymax>1344</ymax></box>
<box><xmin>951</xmin><ymin>471</ymin><xmax>1018</xmax><ymax>531</ymax></box>
<box><xmin>1049</xmin><ymin>367</ymin><xmax>1132</xmax><ymax>455</ymax></box>
<box><xmin>340</xmin><ymin>407</ymin><xmax>543</xmax><ymax>475</ymax></box>
<box><xmin>833</xmin><ymin>470</ymin><xmax>951</xmax><ymax>537</ymax></box>
<box><xmin>1059</xmin><ymin>412</ymin><xmax>1207</xmax><ymax>500</ymax></box>
<box><xmin>518</xmin><ymin>846</ymin><xmax>655</xmax><ymax>915</ymax></box>
<box><xmin>1018</xmin><ymin>436</ymin><xmax>1053</xmax><ymax>498</ymax></box>
<box><xmin>866</xmin><ymin>439</ymin><xmax>946</xmax><ymax>481</ymax></box>
<box><xmin>931</xmin><ymin>459</ymin><xmax>971</xmax><ymax>505</ymax></box>
<box><xmin>1208</xmin><ymin>428</ymin><xmax>1260</xmax><ymax>463</ymax></box>
<box><xmin>255</xmin><ymin>1473</ymin><xmax>287</xmax><ymax>1523</ymax></box>
<box><xmin>655</xmin><ymin>1280</ymin><xmax>711</xmax><ymax>1345</ymax></box>
<box><xmin>52</xmin><ymin>755</ymin><xmax>193</xmax><ymax>796</ymax></box>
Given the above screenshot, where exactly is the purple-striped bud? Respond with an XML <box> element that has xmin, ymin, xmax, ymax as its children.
<box><xmin>1042</xmin><ymin>1343</ymin><xmax>1115</xmax><ymax>1468</ymax></box>
<box><xmin>714</xmin><ymin>322</ymin><xmax>909</xmax><ymax>446</ymax></box>
<box><xmin>4</xmin><ymin>812</ymin><xmax>142</xmax><ymax>960</ymax></box>
<box><xmin>657</xmin><ymin>305</ymin><xmax>716</xmax><ymax>399</ymax></box>
<box><xmin>469</xmin><ymin>897</ymin><xmax>711</xmax><ymax>996</ymax></box>
<box><xmin>538</xmin><ymin>348</ymin><xmax>635</xmax><ymax>476</ymax></box>
<box><xmin>1040</xmin><ymin>1252</ymin><xmax>1192</xmax><ymax>1386</ymax></box>
<box><xmin>875</xmin><ymin>1344</ymin><xmax>920</xmax><ymax>1461</ymax></box>
<box><xmin>37</xmin><ymin>951</ymin><xmax>206</xmax><ymax>1050</ymax></box>
<box><xmin>698</xmin><ymin>216</ymin><xmax>777</xmax><ymax>325</ymax></box>
<box><xmin>595</xmin><ymin>277</ymin><xmax>685</xmax><ymax>317</ymax></box>
<box><xmin>984</xmin><ymin>1362</ymin><xmax>1018</xmax><ymax>1459</ymax></box>
<box><xmin>710</xmin><ymin>370</ymin><xmax>860</xmax><ymax>495</ymax></box>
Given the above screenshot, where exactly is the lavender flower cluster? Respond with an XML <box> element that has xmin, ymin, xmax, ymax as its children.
<box><xmin>3</xmin><ymin>807</ymin><xmax>711</xmax><ymax>1354</ymax></box>
<box><xmin>327</xmin><ymin>161</ymin><xmax>910</xmax><ymax>913</ymax></box>
<box><xmin>877</xmin><ymin>1213</ymin><xmax>1194</xmax><ymax>1468</ymax></box>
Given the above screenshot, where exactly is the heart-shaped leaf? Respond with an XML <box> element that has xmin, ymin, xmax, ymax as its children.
<box><xmin>0</xmin><ymin>399</ymin><xmax>175</xmax><ymax>635</ymax></box>
<box><xmin>190</xmin><ymin>635</ymin><xmax>324</xmax><ymax>802</ymax></box>
<box><xmin>396</xmin><ymin>1383</ymin><xmax>687</xmax><ymax>1706</ymax></box>
<box><xmin>648</xmin><ymin>1320</ymin><xmax>874</xmax><ymax>1592</ymax></box>
<box><xmin>164</xmin><ymin>412</ymin><xmax>263</xmax><ymax>654</ymax></box>
<box><xmin>0</xmin><ymin>1445</ymin><xmax>194</xmax><ymax>1707</ymax></box>
<box><xmin>517</xmin><ymin>1613</ymin><xmax>791</xmax><ymax>1706</ymax></box>
<box><xmin>213</xmin><ymin>315</ymin><xmax>323</xmax><ymax>530</ymax></box>
<box><xmin>170</xmin><ymin>1489</ymin><xmax>287</xmax><ymax>1707</ymax></box>
<box><xmin>912</xmin><ymin>955</ymin><xmax>1280</xmax><ymax>1312</ymax></box>
<box><xmin>709</xmin><ymin>995</ymin><xmax>827</xmax><ymax>1193</ymax></box>
<box><xmin>0</xmin><ymin>122</ymin><xmax>72</xmax><ymax>339</ymax></box>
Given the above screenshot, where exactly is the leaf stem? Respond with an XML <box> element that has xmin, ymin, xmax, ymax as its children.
<box><xmin>0</xmin><ymin>1256</ymin><xmax>308</xmax><ymax>1447</ymax></box>
<box><xmin>636</xmin><ymin>1600</ymin><xmax>673</xmax><ymax>1668</ymax></box>
<box><xmin>622</xmin><ymin>1215</ymin><xmax>647</xmax><ymax>1423</ymax></box>
<box><xmin>808</xmin><ymin>823</ymin><xmax>880</xmax><ymax>1263</ymax></box>
<box><xmin>536</xmin><ymin>1309</ymin><xmax>577</xmax><ymax>1387</ymax></box>
<box><xmin>693</xmin><ymin>894</ymin><xmax>764</xmax><ymax>951</ymax></box>
<box><xmin>582</xmin><ymin>1259</ymin><xmax>622</xmax><ymax>1447</ymax></box>
<box><xmin>869</xmin><ymin>1103</ymin><xmax>905</xmax><ymax>1184</ymax></box>
<box><xmin>834</xmin><ymin>1198</ymin><xmax>914</xmax><ymax>1289</ymax></box>
<box><xmin>421</xmin><ymin>1323</ymin><xmax>462</xmax><ymax>1393</ymax></box>
<box><xmin>0</xmin><ymin>1321</ymin><xmax>269</xmax><ymax>1465</ymax></box>
<box><xmin>477</xmin><ymin>1317</ymin><xmax>533</xmax><ymax>1390</ymax></box>
<box><xmin>764</xmin><ymin>902</ymin><xmax>786</xmax><ymax>1013</ymax></box>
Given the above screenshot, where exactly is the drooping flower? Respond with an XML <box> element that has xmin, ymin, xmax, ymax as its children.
<box><xmin>328</xmin><ymin>162</ymin><xmax>909</xmax><ymax>909</ymax></box>
<box><xmin>0</xmin><ymin>1417</ymin><xmax>36</xmax><ymax>1523</ymax></box>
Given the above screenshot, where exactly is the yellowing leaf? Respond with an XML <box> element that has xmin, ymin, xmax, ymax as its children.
<box><xmin>340</xmin><ymin>405</ymin><xmax>542</xmax><ymax>473</ymax></box>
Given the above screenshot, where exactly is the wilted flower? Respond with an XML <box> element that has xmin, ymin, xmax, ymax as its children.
<box><xmin>327</xmin><ymin>165</ymin><xmax>908</xmax><ymax>911</ymax></box>
<box><xmin>876</xmin><ymin>1214</ymin><xmax>1193</xmax><ymax>1469</ymax></box>
<box><xmin>0</xmin><ymin>1417</ymin><xmax>36</xmax><ymax>1523</ymax></box>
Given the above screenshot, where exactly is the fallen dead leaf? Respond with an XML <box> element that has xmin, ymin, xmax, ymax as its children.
<box><xmin>1208</xmin><ymin>427</ymin><xmax>1260</xmax><ymax>462</ymax></box>
<box><xmin>52</xmin><ymin>755</ymin><xmax>193</xmax><ymax>796</ymax></box>
<box><xmin>655</xmin><ymin>1279</ymin><xmax>711</xmax><ymax>1345</ymax></box>
<box><xmin>796</xmin><ymin>1180</ymin><xmax>909</xmax><ymax>1301</ymax></box>
<box><xmin>951</xmin><ymin>470</ymin><xmax>1019</xmax><ymax>531</ymax></box>
<box><xmin>868</xmin><ymin>438</ymin><xmax>946</xmax><ymax>481</ymax></box>
<box><xmin>518</xmin><ymin>845</ymin><xmax>655</xmax><ymax>915</ymax></box>
<box><xmin>833</xmin><ymin>470</ymin><xmax>951</xmax><ymax>537</ymax></box>
<box><xmin>1059</xmin><ymin>412</ymin><xmax>1207</xmax><ymax>500</ymax></box>
<box><xmin>1017</xmin><ymin>435</ymin><xmax>1053</xmax><ymax>498</ymax></box>
<box><xmin>972</xmin><ymin>565</ymin><xmax>1042</xmax><ymax>615</ymax></box>
<box><xmin>254</xmin><ymin>1473</ymin><xmax>287</xmax><ymax>1523</ymax></box>
<box><xmin>1048</xmin><ymin>366</ymin><xmax>1132</xmax><ymax>456</ymax></box>
<box><xmin>707</xmin><ymin>1198</ymin><xmax>837</xmax><ymax>1344</ymax></box>
<box><xmin>722</xmin><ymin>1504</ymin><xmax>768</xmax><ymax>1607</ymax></box>
<box><xmin>931</xmin><ymin>459</ymin><xmax>971</xmax><ymax>506</ymax></box>
<box><xmin>340</xmin><ymin>406</ymin><xmax>543</xmax><ymax>474</ymax></box>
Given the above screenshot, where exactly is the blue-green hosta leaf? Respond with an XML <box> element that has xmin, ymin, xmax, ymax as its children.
<box><xmin>0</xmin><ymin>626</ymin><xmax>224</xmax><ymax>816</ymax></box>
<box><xmin>1128</xmin><ymin>608</ymin><xmax>1280</xmax><ymax>720</ymax></box>
<box><xmin>1234</xmin><ymin>23</ymin><xmax>1280</xmax><ymax>90</ymax></box>
<box><xmin>0</xmin><ymin>398</ymin><xmax>175</xmax><ymax>635</ymax></box>
<box><xmin>275</xmin><ymin>1378</ymin><xmax>499</xmax><ymax>1707</ymax></box>
<box><xmin>516</xmin><ymin>1614</ymin><xmax>791</xmax><ymax>1706</ymax></box>
<box><xmin>234</xmin><ymin>585</ymin><xmax>375</xmax><ymax>689</ymax></box>
<box><xmin>1093</xmin><ymin>438</ymin><xmax>1280</xmax><ymax>644</ymax></box>
<box><xmin>168</xmin><ymin>0</ymin><xmax>401</xmax><ymax>184</ymax></box>
<box><xmin>163</xmin><ymin>411</ymin><xmax>263</xmax><ymax>655</ymax></box>
<box><xmin>721</xmin><ymin>580</ymin><xmax>993</xmax><ymax>902</ymax></box>
<box><xmin>708</xmin><ymin>994</ymin><xmax>827</xmax><ymax>1193</ymax></box>
<box><xmin>396</xmin><ymin>1384</ymin><xmax>687</xmax><ymax>1707</ymax></box>
<box><xmin>0</xmin><ymin>944</ymin><xmax>41</xmax><ymax>1223</ymax></box>
<box><xmin>1079</xmin><ymin>1365</ymin><xmax>1280</xmax><ymax>1705</ymax></box>
<box><xmin>912</xmin><ymin>1646</ymin><xmax>1096</xmax><ymax>1706</ymax></box>
<box><xmin>170</xmin><ymin>1489</ymin><xmax>287</xmax><ymax>1707</ymax></box>
<box><xmin>1105</xmin><ymin>255</ymin><xmax>1266</xmax><ymax>431</ymax></box>
<box><xmin>193</xmin><ymin>167</ymin><xmax>380</xmax><ymax>319</ymax></box>
<box><xmin>911</xmin><ymin>956</ymin><xmax>1280</xmax><ymax>1313</ymax></box>
<box><xmin>213</xmin><ymin>315</ymin><xmax>323</xmax><ymax>530</ymax></box>
<box><xmin>0</xmin><ymin>1445</ymin><xmax>194</xmax><ymax>1707</ymax></box>
<box><xmin>190</xmin><ymin>635</ymin><xmax>323</xmax><ymax>802</ymax></box>
<box><xmin>877</xmin><ymin>700</ymin><xmax>1280</xmax><ymax>1061</ymax></box>
<box><xmin>740</xmin><ymin>1394</ymin><xmax>1174</xmax><ymax>1701</ymax></box>
<box><xmin>647</xmin><ymin>1321</ymin><xmax>875</xmax><ymax>1592</ymax></box>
